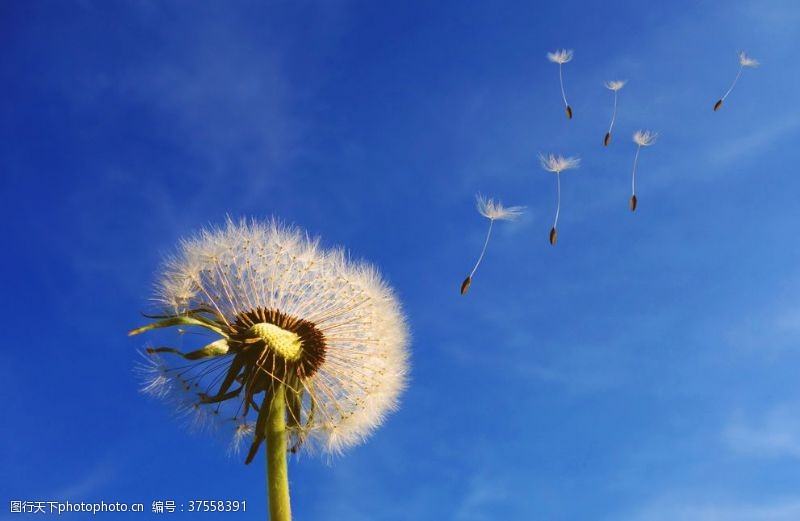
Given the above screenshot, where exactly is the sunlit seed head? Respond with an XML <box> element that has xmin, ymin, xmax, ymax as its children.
<box><xmin>539</xmin><ymin>153</ymin><xmax>580</xmax><ymax>173</ymax></box>
<box><xmin>476</xmin><ymin>194</ymin><xmax>525</xmax><ymax>221</ymax></box>
<box><xmin>739</xmin><ymin>51</ymin><xmax>759</xmax><ymax>68</ymax></box>
<box><xmin>136</xmin><ymin>218</ymin><xmax>410</xmax><ymax>458</ymax></box>
<box><xmin>547</xmin><ymin>49</ymin><xmax>573</xmax><ymax>64</ymax></box>
<box><xmin>605</xmin><ymin>80</ymin><xmax>627</xmax><ymax>91</ymax></box>
<box><xmin>633</xmin><ymin>130</ymin><xmax>658</xmax><ymax>147</ymax></box>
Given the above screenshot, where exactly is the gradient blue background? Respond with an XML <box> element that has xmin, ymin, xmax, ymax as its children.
<box><xmin>2</xmin><ymin>1</ymin><xmax>800</xmax><ymax>519</ymax></box>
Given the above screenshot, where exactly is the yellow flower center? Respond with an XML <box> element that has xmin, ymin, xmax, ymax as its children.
<box><xmin>250</xmin><ymin>322</ymin><xmax>303</xmax><ymax>361</ymax></box>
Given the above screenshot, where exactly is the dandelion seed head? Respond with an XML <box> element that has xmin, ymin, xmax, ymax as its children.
<box><xmin>547</xmin><ymin>49</ymin><xmax>573</xmax><ymax>64</ymax></box>
<box><xmin>476</xmin><ymin>194</ymin><xmax>525</xmax><ymax>221</ymax></box>
<box><xmin>633</xmin><ymin>130</ymin><xmax>658</xmax><ymax>147</ymax></box>
<box><xmin>739</xmin><ymin>51</ymin><xmax>759</xmax><ymax>68</ymax></box>
<box><xmin>539</xmin><ymin>153</ymin><xmax>580</xmax><ymax>174</ymax></box>
<box><xmin>137</xmin><ymin>218</ymin><xmax>410</xmax><ymax>458</ymax></box>
<box><xmin>605</xmin><ymin>80</ymin><xmax>627</xmax><ymax>91</ymax></box>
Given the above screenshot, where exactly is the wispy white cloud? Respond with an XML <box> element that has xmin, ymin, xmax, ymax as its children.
<box><xmin>51</xmin><ymin>464</ymin><xmax>114</xmax><ymax>501</ymax></box>
<box><xmin>723</xmin><ymin>278</ymin><xmax>800</xmax><ymax>355</ymax></box>
<box><xmin>737</xmin><ymin>0</ymin><xmax>800</xmax><ymax>42</ymax></box>
<box><xmin>115</xmin><ymin>26</ymin><xmax>300</xmax><ymax>205</ymax></box>
<box><xmin>706</xmin><ymin>112</ymin><xmax>800</xmax><ymax>168</ymax></box>
<box><xmin>773</xmin><ymin>307</ymin><xmax>800</xmax><ymax>335</ymax></box>
<box><xmin>628</xmin><ymin>497</ymin><xmax>800</xmax><ymax>521</ymax></box>
<box><xmin>55</xmin><ymin>5</ymin><xmax>314</xmax><ymax>213</ymax></box>
<box><xmin>454</xmin><ymin>472</ymin><xmax>511</xmax><ymax>521</ymax></box>
<box><xmin>724</xmin><ymin>403</ymin><xmax>800</xmax><ymax>459</ymax></box>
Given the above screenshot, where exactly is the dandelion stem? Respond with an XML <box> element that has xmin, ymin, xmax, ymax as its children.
<box><xmin>631</xmin><ymin>145</ymin><xmax>641</xmax><ymax>196</ymax></box>
<box><xmin>721</xmin><ymin>65</ymin><xmax>744</xmax><ymax>102</ymax></box>
<box><xmin>266</xmin><ymin>383</ymin><xmax>291</xmax><ymax>521</ymax></box>
<box><xmin>558</xmin><ymin>64</ymin><xmax>569</xmax><ymax>108</ymax></box>
<box><xmin>554</xmin><ymin>172</ymin><xmax>561</xmax><ymax>229</ymax></box>
<box><xmin>608</xmin><ymin>91</ymin><xmax>618</xmax><ymax>135</ymax></box>
<box><xmin>469</xmin><ymin>218</ymin><xmax>494</xmax><ymax>279</ymax></box>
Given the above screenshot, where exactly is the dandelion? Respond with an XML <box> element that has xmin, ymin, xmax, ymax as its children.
<box><xmin>460</xmin><ymin>194</ymin><xmax>525</xmax><ymax>295</ymax></box>
<box><xmin>547</xmin><ymin>49</ymin><xmax>574</xmax><ymax>119</ymax></box>
<box><xmin>630</xmin><ymin>130</ymin><xmax>658</xmax><ymax>211</ymax></box>
<box><xmin>130</xmin><ymin>218</ymin><xmax>409</xmax><ymax>521</ymax></box>
<box><xmin>714</xmin><ymin>51</ymin><xmax>759</xmax><ymax>111</ymax></box>
<box><xmin>539</xmin><ymin>153</ymin><xmax>580</xmax><ymax>245</ymax></box>
<box><xmin>604</xmin><ymin>80</ymin><xmax>627</xmax><ymax>146</ymax></box>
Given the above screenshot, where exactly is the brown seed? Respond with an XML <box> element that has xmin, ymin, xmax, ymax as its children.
<box><xmin>714</xmin><ymin>99</ymin><xmax>723</xmax><ymax>112</ymax></box>
<box><xmin>604</xmin><ymin>132</ymin><xmax>611</xmax><ymax>146</ymax></box>
<box><xmin>565</xmin><ymin>105</ymin><xmax>573</xmax><ymax>120</ymax></box>
<box><xmin>460</xmin><ymin>276</ymin><xmax>472</xmax><ymax>295</ymax></box>
<box><xmin>549</xmin><ymin>227</ymin><xmax>558</xmax><ymax>245</ymax></box>
<box><xmin>630</xmin><ymin>194</ymin><xmax>638</xmax><ymax>211</ymax></box>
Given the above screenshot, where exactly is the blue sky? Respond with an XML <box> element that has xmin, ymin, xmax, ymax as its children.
<box><xmin>2</xmin><ymin>0</ymin><xmax>800</xmax><ymax>519</ymax></box>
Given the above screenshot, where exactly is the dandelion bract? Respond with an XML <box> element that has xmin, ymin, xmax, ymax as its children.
<box><xmin>131</xmin><ymin>218</ymin><xmax>409</xmax><ymax>521</ymax></box>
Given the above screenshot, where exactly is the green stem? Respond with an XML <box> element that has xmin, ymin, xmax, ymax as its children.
<box><xmin>266</xmin><ymin>383</ymin><xmax>291</xmax><ymax>521</ymax></box>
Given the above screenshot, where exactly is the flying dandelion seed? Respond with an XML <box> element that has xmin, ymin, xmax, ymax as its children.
<box><xmin>547</xmin><ymin>49</ymin><xmax>574</xmax><ymax>119</ymax></box>
<box><xmin>130</xmin><ymin>218</ymin><xmax>409</xmax><ymax>521</ymax></box>
<box><xmin>630</xmin><ymin>130</ymin><xmax>658</xmax><ymax>211</ymax></box>
<box><xmin>539</xmin><ymin>153</ymin><xmax>580</xmax><ymax>245</ymax></box>
<box><xmin>604</xmin><ymin>80</ymin><xmax>627</xmax><ymax>146</ymax></box>
<box><xmin>714</xmin><ymin>51</ymin><xmax>758</xmax><ymax>111</ymax></box>
<box><xmin>460</xmin><ymin>194</ymin><xmax>525</xmax><ymax>295</ymax></box>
